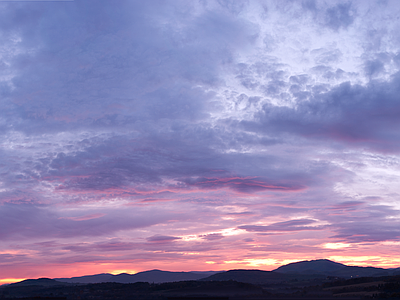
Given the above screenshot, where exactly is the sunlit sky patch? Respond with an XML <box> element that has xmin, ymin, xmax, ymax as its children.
<box><xmin>1</xmin><ymin>0</ymin><xmax>400</xmax><ymax>281</ymax></box>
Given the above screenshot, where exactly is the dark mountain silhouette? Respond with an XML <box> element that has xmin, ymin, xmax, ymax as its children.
<box><xmin>201</xmin><ymin>269</ymin><xmax>327</xmax><ymax>285</ymax></box>
<box><xmin>3</xmin><ymin>260</ymin><xmax>400</xmax><ymax>300</ymax></box>
<box><xmin>331</xmin><ymin>266</ymin><xmax>391</xmax><ymax>278</ymax></box>
<box><xmin>56</xmin><ymin>270</ymin><xmax>220</xmax><ymax>284</ymax></box>
<box><xmin>273</xmin><ymin>259</ymin><xmax>345</xmax><ymax>274</ymax></box>
<box><xmin>198</xmin><ymin>260</ymin><xmax>400</xmax><ymax>285</ymax></box>
<box><xmin>200</xmin><ymin>269</ymin><xmax>290</xmax><ymax>284</ymax></box>
<box><xmin>0</xmin><ymin>280</ymin><xmax>267</xmax><ymax>299</ymax></box>
<box><xmin>190</xmin><ymin>271</ymin><xmax>222</xmax><ymax>276</ymax></box>
<box><xmin>30</xmin><ymin>259</ymin><xmax>400</xmax><ymax>286</ymax></box>
<box><xmin>7</xmin><ymin>278</ymin><xmax>68</xmax><ymax>287</ymax></box>
<box><xmin>392</xmin><ymin>267</ymin><xmax>400</xmax><ymax>275</ymax></box>
<box><xmin>3</xmin><ymin>275</ymin><xmax>400</xmax><ymax>300</ymax></box>
<box><xmin>112</xmin><ymin>270</ymin><xmax>212</xmax><ymax>283</ymax></box>
<box><xmin>55</xmin><ymin>273</ymin><xmax>114</xmax><ymax>284</ymax></box>
<box><xmin>272</xmin><ymin>259</ymin><xmax>394</xmax><ymax>279</ymax></box>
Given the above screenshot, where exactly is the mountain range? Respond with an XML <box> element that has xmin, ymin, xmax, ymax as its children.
<box><xmin>7</xmin><ymin>259</ymin><xmax>400</xmax><ymax>287</ymax></box>
<box><xmin>275</xmin><ymin>259</ymin><xmax>400</xmax><ymax>278</ymax></box>
<box><xmin>54</xmin><ymin>270</ymin><xmax>220</xmax><ymax>284</ymax></box>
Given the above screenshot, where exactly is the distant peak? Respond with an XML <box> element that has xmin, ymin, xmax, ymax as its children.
<box><xmin>9</xmin><ymin>278</ymin><xmax>64</xmax><ymax>287</ymax></box>
<box><xmin>273</xmin><ymin>259</ymin><xmax>346</xmax><ymax>274</ymax></box>
<box><xmin>25</xmin><ymin>278</ymin><xmax>56</xmax><ymax>282</ymax></box>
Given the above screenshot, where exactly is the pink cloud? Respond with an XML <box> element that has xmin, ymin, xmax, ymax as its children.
<box><xmin>184</xmin><ymin>176</ymin><xmax>306</xmax><ymax>193</ymax></box>
<box><xmin>59</xmin><ymin>213</ymin><xmax>106</xmax><ymax>221</ymax></box>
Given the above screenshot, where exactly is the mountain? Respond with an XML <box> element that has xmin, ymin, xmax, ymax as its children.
<box><xmin>55</xmin><ymin>273</ymin><xmax>113</xmax><ymax>284</ymax></box>
<box><xmin>331</xmin><ymin>266</ymin><xmax>391</xmax><ymax>277</ymax></box>
<box><xmin>111</xmin><ymin>270</ymin><xmax>212</xmax><ymax>283</ymax></box>
<box><xmin>22</xmin><ymin>259</ymin><xmax>400</xmax><ymax>287</ymax></box>
<box><xmin>273</xmin><ymin>259</ymin><xmax>346</xmax><ymax>274</ymax></box>
<box><xmin>272</xmin><ymin>259</ymin><xmax>394</xmax><ymax>278</ymax></box>
<box><xmin>190</xmin><ymin>271</ymin><xmax>222</xmax><ymax>276</ymax></box>
<box><xmin>7</xmin><ymin>278</ymin><xmax>69</xmax><ymax>287</ymax></box>
<box><xmin>56</xmin><ymin>270</ymin><xmax>220</xmax><ymax>284</ymax></box>
<box><xmin>4</xmin><ymin>274</ymin><xmax>400</xmax><ymax>300</ymax></box>
<box><xmin>200</xmin><ymin>269</ymin><xmax>299</xmax><ymax>284</ymax></box>
<box><xmin>0</xmin><ymin>280</ymin><xmax>266</xmax><ymax>299</ymax></box>
<box><xmin>198</xmin><ymin>260</ymin><xmax>399</xmax><ymax>285</ymax></box>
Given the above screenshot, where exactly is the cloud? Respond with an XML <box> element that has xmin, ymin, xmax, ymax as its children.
<box><xmin>245</xmin><ymin>72</ymin><xmax>400</xmax><ymax>152</ymax></box>
<box><xmin>364</xmin><ymin>59</ymin><xmax>385</xmax><ymax>77</ymax></box>
<box><xmin>239</xmin><ymin>219</ymin><xmax>325</xmax><ymax>233</ymax></box>
<box><xmin>0</xmin><ymin>0</ymin><xmax>259</xmax><ymax>136</ymax></box>
<box><xmin>59</xmin><ymin>213</ymin><xmax>106</xmax><ymax>221</ymax></box>
<box><xmin>301</xmin><ymin>1</ymin><xmax>355</xmax><ymax>31</ymax></box>
<box><xmin>324</xmin><ymin>2</ymin><xmax>355</xmax><ymax>31</ymax></box>
<box><xmin>312</xmin><ymin>48</ymin><xmax>343</xmax><ymax>65</ymax></box>
<box><xmin>199</xmin><ymin>233</ymin><xmax>224</xmax><ymax>241</ymax></box>
<box><xmin>182</xmin><ymin>176</ymin><xmax>305</xmax><ymax>193</ymax></box>
<box><xmin>325</xmin><ymin>204</ymin><xmax>400</xmax><ymax>243</ymax></box>
<box><xmin>63</xmin><ymin>240</ymin><xmax>137</xmax><ymax>253</ymax></box>
<box><xmin>0</xmin><ymin>203</ymin><xmax>182</xmax><ymax>240</ymax></box>
<box><xmin>329</xmin><ymin>201</ymin><xmax>364</xmax><ymax>211</ymax></box>
<box><xmin>147</xmin><ymin>235</ymin><xmax>181</xmax><ymax>243</ymax></box>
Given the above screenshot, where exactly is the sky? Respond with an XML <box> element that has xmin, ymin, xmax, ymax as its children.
<box><xmin>1</xmin><ymin>0</ymin><xmax>400</xmax><ymax>284</ymax></box>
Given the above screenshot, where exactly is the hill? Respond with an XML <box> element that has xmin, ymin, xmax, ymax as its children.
<box><xmin>111</xmin><ymin>270</ymin><xmax>212</xmax><ymax>283</ymax></box>
<box><xmin>3</xmin><ymin>275</ymin><xmax>400</xmax><ymax>300</ymax></box>
<box><xmin>7</xmin><ymin>278</ymin><xmax>69</xmax><ymax>287</ymax></box>
<box><xmin>273</xmin><ymin>259</ymin><xmax>345</xmax><ymax>274</ymax></box>
<box><xmin>201</xmin><ymin>269</ymin><xmax>291</xmax><ymax>284</ymax></box>
<box><xmin>11</xmin><ymin>259</ymin><xmax>400</xmax><ymax>287</ymax></box>
<box><xmin>272</xmin><ymin>259</ymin><xmax>395</xmax><ymax>278</ymax></box>
<box><xmin>197</xmin><ymin>260</ymin><xmax>400</xmax><ymax>285</ymax></box>
<box><xmin>56</xmin><ymin>270</ymin><xmax>219</xmax><ymax>284</ymax></box>
<box><xmin>55</xmin><ymin>273</ymin><xmax>113</xmax><ymax>284</ymax></box>
<box><xmin>331</xmin><ymin>266</ymin><xmax>391</xmax><ymax>278</ymax></box>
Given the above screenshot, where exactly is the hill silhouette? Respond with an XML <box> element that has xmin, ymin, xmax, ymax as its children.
<box><xmin>112</xmin><ymin>270</ymin><xmax>213</xmax><ymax>283</ymax></box>
<box><xmin>272</xmin><ymin>259</ymin><xmax>396</xmax><ymax>279</ymax></box>
<box><xmin>4</xmin><ymin>275</ymin><xmax>400</xmax><ymax>299</ymax></box>
<box><xmin>7</xmin><ymin>278</ymin><xmax>69</xmax><ymax>287</ymax></box>
<box><xmin>54</xmin><ymin>273</ymin><xmax>112</xmax><ymax>284</ymax></box>
<box><xmin>332</xmin><ymin>266</ymin><xmax>391</xmax><ymax>278</ymax></box>
<box><xmin>200</xmin><ymin>269</ymin><xmax>299</xmax><ymax>284</ymax></box>
<box><xmin>3</xmin><ymin>261</ymin><xmax>400</xmax><ymax>300</ymax></box>
<box><xmin>274</xmin><ymin>259</ymin><xmax>345</xmax><ymax>274</ymax></box>
<box><xmin>55</xmin><ymin>270</ymin><xmax>220</xmax><ymax>284</ymax></box>
<box><xmin>9</xmin><ymin>259</ymin><xmax>400</xmax><ymax>286</ymax></box>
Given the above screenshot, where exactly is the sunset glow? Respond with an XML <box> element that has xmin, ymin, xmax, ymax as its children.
<box><xmin>0</xmin><ymin>279</ymin><xmax>27</xmax><ymax>285</ymax></box>
<box><xmin>1</xmin><ymin>0</ymin><xmax>400</xmax><ymax>282</ymax></box>
<box><xmin>109</xmin><ymin>270</ymin><xmax>137</xmax><ymax>276</ymax></box>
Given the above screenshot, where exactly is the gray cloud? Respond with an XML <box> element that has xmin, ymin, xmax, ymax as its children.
<box><xmin>245</xmin><ymin>72</ymin><xmax>400</xmax><ymax>152</ymax></box>
<box><xmin>325</xmin><ymin>2</ymin><xmax>355</xmax><ymax>31</ymax></box>
<box><xmin>239</xmin><ymin>219</ymin><xmax>325</xmax><ymax>233</ymax></box>
<box><xmin>147</xmin><ymin>235</ymin><xmax>181</xmax><ymax>243</ymax></box>
<box><xmin>0</xmin><ymin>203</ymin><xmax>182</xmax><ymax>240</ymax></box>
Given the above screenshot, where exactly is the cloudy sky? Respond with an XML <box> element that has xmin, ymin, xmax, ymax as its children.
<box><xmin>1</xmin><ymin>0</ymin><xmax>400</xmax><ymax>283</ymax></box>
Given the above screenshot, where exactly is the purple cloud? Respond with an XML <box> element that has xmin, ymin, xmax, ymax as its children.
<box><xmin>0</xmin><ymin>203</ymin><xmax>186</xmax><ymax>240</ymax></box>
<box><xmin>183</xmin><ymin>176</ymin><xmax>305</xmax><ymax>193</ymax></box>
<box><xmin>239</xmin><ymin>219</ymin><xmax>325</xmax><ymax>233</ymax></box>
<box><xmin>199</xmin><ymin>233</ymin><xmax>225</xmax><ymax>241</ymax></box>
<box><xmin>245</xmin><ymin>74</ymin><xmax>400</xmax><ymax>152</ymax></box>
<box><xmin>147</xmin><ymin>235</ymin><xmax>181</xmax><ymax>243</ymax></box>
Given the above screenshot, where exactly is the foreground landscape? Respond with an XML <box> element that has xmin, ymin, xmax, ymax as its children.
<box><xmin>2</xmin><ymin>260</ymin><xmax>400</xmax><ymax>299</ymax></box>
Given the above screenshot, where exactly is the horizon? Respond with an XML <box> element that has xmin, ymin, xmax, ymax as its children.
<box><xmin>1</xmin><ymin>0</ymin><xmax>400</xmax><ymax>285</ymax></box>
<box><xmin>2</xmin><ymin>258</ymin><xmax>400</xmax><ymax>285</ymax></box>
